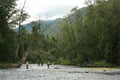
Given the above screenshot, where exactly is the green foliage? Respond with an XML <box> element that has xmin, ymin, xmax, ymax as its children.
<box><xmin>0</xmin><ymin>0</ymin><xmax>17</xmax><ymax>28</ymax></box>
<box><xmin>0</xmin><ymin>29</ymin><xmax>16</xmax><ymax>62</ymax></box>
<box><xmin>60</xmin><ymin>59</ymin><xmax>71</xmax><ymax>65</ymax></box>
<box><xmin>0</xmin><ymin>63</ymin><xmax>15</xmax><ymax>69</ymax></box>
<box><xmin>81</xmin><ymin>61</ymin><xmax>113</xmax><ymax>67</ymax></box>
<box><xmin>82</xmin><ymin>0</ymin><xmax>120</xmax><ymax>64</ymax></box>
<box><xmin>48</xmin><ymin>0</ymin><xmax>120</xmax><ymax>67</ymax></box>
<box><xmin>0</xmin><ymin>0</ymin><xmax>17</xmax><ymax>63</ymax></box>
<box><xmin>93</xmin><ymin>61</ymin><xmax>112</xmax><ymax>67</ymax></box>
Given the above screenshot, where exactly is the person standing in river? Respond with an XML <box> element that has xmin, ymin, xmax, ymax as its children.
<box><xmin>41</xmin><ymin>61</ymin><xmax>43</xmax><ymax>66</ymax></box>
<box><xmin>26</xmin><ymin>61</ymin><xmax>29</xmax><ymax>69</ymax></box>
<box><xmin>37</xmin><ymin>61</ymin><xmax>40</xmax><ymax>66</ymax></box>
<box><xmin>47</xmin><ymin>61</ymin><xmax>50</xmax><ymax>69</ymax></box>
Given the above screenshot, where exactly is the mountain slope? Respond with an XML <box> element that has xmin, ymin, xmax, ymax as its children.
<box><xmin>15</xmin><ymin>7</ymin><xmax>86</xmax><ymax>36</ymax></box>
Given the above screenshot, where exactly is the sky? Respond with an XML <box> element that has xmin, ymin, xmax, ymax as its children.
<box><xmin>17</xmin><ymin>0</ymin><xmax>86</xmax><ymax>22</ymax></box>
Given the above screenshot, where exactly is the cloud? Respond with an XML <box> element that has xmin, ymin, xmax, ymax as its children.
<box><xmin>17</xmin><ymin>0</ymin><xmax>86</xmax><ymax>21</ymax></box>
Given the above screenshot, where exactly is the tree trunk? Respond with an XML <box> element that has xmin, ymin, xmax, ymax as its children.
<box><xmin>15</xmin><ymin>47</ymin><xmax>31</xmax><ymax>68</ymax></box>
<box><xmin>14</xmin><ymin>44</ymin><xmax>20</xmax><ymax>60</ymax></box>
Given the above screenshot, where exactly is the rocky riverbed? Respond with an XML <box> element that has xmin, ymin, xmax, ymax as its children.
<box><xmin>0</xmin><ymin>64</ymin><xmax>120</xmax><ymax>80</ymax></box>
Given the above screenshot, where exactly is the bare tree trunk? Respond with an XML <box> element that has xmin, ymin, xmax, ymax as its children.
<box><xmin>14</xmin><ymin>44</ymin><xmax>20</xmax><ymax>60</ymax></box>
<box><xmin>14</xmin><ymin>0</ymin><xmax>27</xmax><ymax>61</ymax></box>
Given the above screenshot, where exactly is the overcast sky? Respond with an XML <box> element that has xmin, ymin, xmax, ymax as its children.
<box><xmin>17</xmin><ymin>0</ymin><xmax>86</xmax><ymax>22</ymax></box>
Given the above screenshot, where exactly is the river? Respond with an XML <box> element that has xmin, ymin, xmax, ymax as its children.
<box><xmin>0</xmin><ymin>64</ymin><xmax>120</xmax><ymax>80</ymax></box>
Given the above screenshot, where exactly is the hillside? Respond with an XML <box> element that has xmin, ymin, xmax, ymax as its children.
<box><xmin>15</xmin><ymin>7</ymin><xmax>86</xmax><ymax>36</ymax></box>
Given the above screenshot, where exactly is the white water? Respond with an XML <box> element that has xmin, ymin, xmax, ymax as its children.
<box><xmin>0</xmin><ymin>64</ymin><xmax>120</xmax><ymax>80</ymax></box>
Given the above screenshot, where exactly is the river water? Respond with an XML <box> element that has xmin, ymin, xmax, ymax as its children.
<box><xmin>0</xmin><ymin>64</ymin><xmax>120</xmax><ymax>80</ymax></box>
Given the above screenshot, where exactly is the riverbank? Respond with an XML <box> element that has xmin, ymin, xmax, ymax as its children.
<box><xmin>0</xmin><ymin>63</ymin><xmax>17</xmax><ymax>69</ymax></box>
<box><xmin>0</xmin><ymin>62</ymin><xmax>120</xmax><ymax>69</ymax></box>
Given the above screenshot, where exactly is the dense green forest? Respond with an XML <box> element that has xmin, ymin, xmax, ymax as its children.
<box><xmin>0</xmin><ymin>0</ymin><xmax>120</xmax><ymax>68</ymax></box>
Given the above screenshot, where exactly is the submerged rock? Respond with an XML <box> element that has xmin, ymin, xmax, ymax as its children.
<box><xmin>54</xmin><ymin>67</ymin><xmax>61</xmax><ymax>69</ymax></box>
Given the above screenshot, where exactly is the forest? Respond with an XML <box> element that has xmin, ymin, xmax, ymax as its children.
<box><xmin>0</xmin><ymin>0</ymin><xmax>120</xmax><ymax>68</ymax></box>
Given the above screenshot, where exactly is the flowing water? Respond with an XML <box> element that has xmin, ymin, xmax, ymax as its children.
<box><xmin>0</xmin><ymin>64</ymin><xmax>120</xmax><ymax>80</ymax></box>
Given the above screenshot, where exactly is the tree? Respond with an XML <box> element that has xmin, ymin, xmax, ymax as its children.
<box><xmin>0</xmin><ymin>0</ymin><xmax>17</xmax><ymax>29</ymax></box>
<box><xmin>0</xmin><ymin>0</ymin><xmax>17</xmax><ymax>62</ymax></box>
<box><xmin>13</xmin><ymin>0</ymin><xmax>29</xmax><ymax>61</ymax></box>
<box><xmin>51</xmin><ymin>0</ymin><xmax>120</xmax><ymax>66</ymax></box>
<box><xmin>81</xmin><ymin>0</ymin><xmax>120</xmax><ymax>65</ymax></box>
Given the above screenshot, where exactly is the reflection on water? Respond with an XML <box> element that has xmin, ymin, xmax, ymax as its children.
<box><xmin>0</xmin><ymin>64</ymin><xmax>120</xmax><ymax>80</ymax></box>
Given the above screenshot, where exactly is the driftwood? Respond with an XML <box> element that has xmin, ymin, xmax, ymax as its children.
<box><xmin>15</xmin><ymin>47</ymin><xmax>31</xmax><ymax>68</ymax></box>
